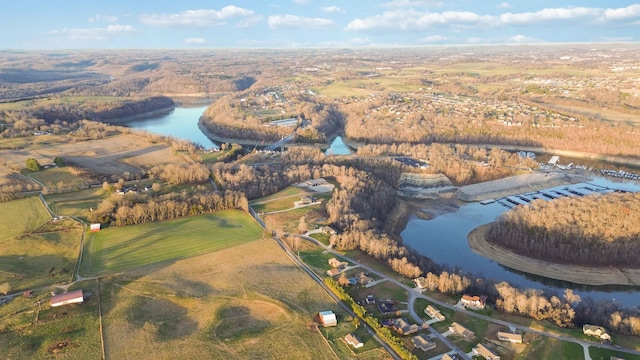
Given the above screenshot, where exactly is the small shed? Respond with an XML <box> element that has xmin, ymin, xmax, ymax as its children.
<box><xmin>90</xmin><ymin>223</ymin><xmax>101</xmax><ymax>232</ymax></box>
<box><xmin>50</xmin><ymin>289</ymin><xmax>84</xmax><ymax>307</ymax></box>
<box><xmin>319</xmin><ymin>311</ymin><xmax>337</xmax><ymax>327</ymax></box>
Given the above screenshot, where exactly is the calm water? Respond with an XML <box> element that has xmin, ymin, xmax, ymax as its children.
<box><xmin>123</xmin><ymin>106</ymin><xmax>219</xmax><ymax>149</ymax></box>
<box><xmin>402</xmin><ymin>176</ymin><xmax>640</xmax><ymax>306</ymax></box>
<box><xmin>123</xmin><ymin>106</ymin><xmax>638</xmax><ymax>306</ymax></box>
<box><xmin>326</xmin><ymin>136</ymin><xmax>352</xmax><ymax>155</ymax></box>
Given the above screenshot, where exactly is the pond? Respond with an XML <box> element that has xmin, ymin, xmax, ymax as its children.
<box><xmin>401</xmin><ymin>176</ymin><xmax>640</xmax><ymax>307</ymax></box>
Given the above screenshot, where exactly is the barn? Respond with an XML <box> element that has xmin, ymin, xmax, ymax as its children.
<box><xmin>50</xmin><ymin>289</ymin><xmax>84</xmax><ymax>307</ymax></box>
<box><xmin>318</xmin><ymin>311</ymin><xmax>337</xmax><ymax>327</ymax></box>
<box><xmin>90</xmin><ymin>223</ymin><xmax>101</xmax><ymax>232</ymax></box>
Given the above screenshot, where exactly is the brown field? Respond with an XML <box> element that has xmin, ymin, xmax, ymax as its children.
<box><xmin>0</xmin><ymin>134</ymin><xmax>186</xmax><ymax>183</ymax></box>
<box><xmin>99</xmin><ymin>238</ymin><xmax>379</xmax><ymax>359</ymax></box>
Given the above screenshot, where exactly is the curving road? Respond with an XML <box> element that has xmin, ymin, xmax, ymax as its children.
<box><xmin>292</xmin><ymin>232</ymin><xmax>640</xmax><ymax>360</ymax></box>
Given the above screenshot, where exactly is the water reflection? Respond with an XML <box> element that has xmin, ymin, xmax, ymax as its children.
<box><xmin>326</xmin><ymin>136</ymin><xmax>352</xmax><ymax>155</ymax></box>
<box><xmin>401</xmin><ymin>177</ymin><xmax>640</xmax><ymax>306</ymax></box>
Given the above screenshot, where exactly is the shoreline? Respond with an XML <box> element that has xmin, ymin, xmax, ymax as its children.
<box><xmin>468</xmin><ymin>224</ymin><xmax>640</xmax><ymax>286</ymax></box>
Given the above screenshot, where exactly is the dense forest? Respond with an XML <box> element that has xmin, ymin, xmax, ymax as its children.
<box><xmin>486</xmin><ymin>192</ymin><xmax>640</xmax><ymax>267</ymax></box>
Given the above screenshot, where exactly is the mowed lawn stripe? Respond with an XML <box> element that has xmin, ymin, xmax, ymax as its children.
<box><xmin>80</xmin><ymin>210</ymin><xmax>263</xmax><ymax>276</ymax></box>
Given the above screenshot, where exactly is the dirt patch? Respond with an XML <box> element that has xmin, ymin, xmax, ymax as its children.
<box><xmin>386</xmin><ymin>197</ymin><xmax>461</xmax><ymax>235</ymax></box>
<box><xmin>468</xmin><ymin>224</ymin><xmax>640</xmax><ymax>286</ymax></box>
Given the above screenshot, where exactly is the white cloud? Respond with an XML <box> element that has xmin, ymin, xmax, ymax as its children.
<box><xmin>268</xmin><ymin>14</ymin><xmax>335</xmax><ymax>30</ymax></box>
<box><xmin>319</xmin><ymin>37</ymin><xmax>372</xmax><ymax>47</ymax></box>
<box><xmin>48</xmin><ymin>24</ymin><xmax>137</xmax><ymax>42</ymax></box>
<box><xmin>507</xmin><ymin>34</ymin><xmax>540</xmax><ymax>43</ymax></box>
<box><xmin>380</xmin><ymin>0</ymin><xmax>439</xmax><ymax>8</ymax></box>
<box><xmin>235</xmin><ymin>15</ymin><xmax>263</xmax><ymax>28</ymax></box>
<box><xmin>499</xmin><ymin>7</ymin><xmax>601</xmax><ymax>25</ymax></box>
<box><xmin>321</xmin><ymin>6</ymin><xmax>345</xmax><ymax>14</ymax></box>
<box><xmin>496</xmin><ymin>2</ymin><xmax>511</xmax><ymax>9</ymax></box>
<box><xmin>184</xmin><ymin>37</ymin><xmax>206</xmax><ymax>44</ymax></box>
<box><xmin>602</xmin><ymin>4</ymin><xmax>640</xmax><ymax>21</ymax></box>
<box><xmin>140</xmin><ymin>6</ymin><xmax>254</xmax><ymax>27</ymax></box>
<box><xmin>346</xmin><ymin>9</ymin><xmax>493</xmax><ymax>32</ymax></box>
<box><xmin>88</xmin><ymin>15</ymin><xmax>118</xmax><ymax>23</ymax></box>
<box><xmin>347</xmin><ymin>5</ymin><xmax>640</xmax><ymax>32</ymax></box>
<box><xmin>293</xmin><ymin>0</ymin><xmax>310</xmax><ymax>4</ymax></box>
<box><xmin>419</xmin><ymin>35</ymin><xmax>447</xmax><ymax>42</ymax></box>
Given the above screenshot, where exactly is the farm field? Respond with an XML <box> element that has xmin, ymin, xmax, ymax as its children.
<box><xmin>79</xmin><ymin>210</ymin><xmax>265</xmax><ymax>276</ymax></box>
<box><xmin>0</xmin><ymin>281</ymin><xmax>102</xmax><ymax>359</ymax></box>
<box><xmin>99</xmin><ymin>239</ymin><xmax>388</xmax><ymax>359</ymax></box>
<box><xmin>30</xmin><ymin>166</ymin><xmax>88</xmax><ymax>190</ymax></box>
<box><xmin>0</xmin><ymin>197</ymin><xmax>82</xmax><ymax>291</ymax></box>
<box><xmin>45</xmin><ymin>187</ymin><xmax>105</xmax><ymax>218</ymax></box>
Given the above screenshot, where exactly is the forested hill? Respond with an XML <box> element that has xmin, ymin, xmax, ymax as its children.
<box><xmin>30</xmin><ymin>96</ymin><xmax>175</xmax><ymax>123</ymax></box>
<box><xmin>486</xmin><ymin>192</ymin><xmax>640</xmax><ymax>267</ymax></box>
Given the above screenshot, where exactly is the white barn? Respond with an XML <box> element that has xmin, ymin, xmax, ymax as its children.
<box><xmin>50</xmin><ymin>289</ymin><xmax>84</xmax><ymax>307</ymax></box>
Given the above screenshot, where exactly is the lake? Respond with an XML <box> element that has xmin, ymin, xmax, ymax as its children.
<box><xmin>122</xmin><ymin>106</ymin><xmax>219</xmax><ymax>149</ymax></box>
<box><xmin>401</xmin><ymin>176</ymin><xmax>640</xmax><ymax>306</ymax></box>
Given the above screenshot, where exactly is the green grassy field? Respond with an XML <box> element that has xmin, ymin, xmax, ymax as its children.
<box><xmin>45</xmin><ymin>187</ymin><xmax>105</xmax><ymax>218</ymax></box>
<box><xmin>79</xmin><ymin>210</ymin><xmax>265</xmax><ymax>276</ymax></box>
<box><xmin>30</xmin><ymin>167</ymin><xmax>88</xmax><ymax>189</ymax></box>
<box><xmin>517</xmin><ymin>337</ymin><xmax>584</xmax><ymax>360</ymax></box>
<box><xmin>0</xmin><ymin>197</ymin><xmax>51</xmax><ymax>238</ymax></box>
<box><xmin>0</xmin><ymin>197</ymin><xmax>82</xmax><ymax>291</ymax></box>
<box><xmin>590</xmin><ymin>346</ymin><xmax>640</xmax><ymax>360</ymax></box>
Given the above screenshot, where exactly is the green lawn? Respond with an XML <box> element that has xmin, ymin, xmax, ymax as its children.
<box><xmin>79</xmin><ymin>210</ymin><xmax>264</xmax><ymax>276</ymax></box>
<box><xmin>0</xmin><ymin>197</ymin><xmax>51</xmax><ymax>238</ymax></box>
<box><xmin>45</xmin><ymin>187</ymin><xmax>105</xmax><ymax>217</ymax></box>
<box><xmin>590</xmin><ymin>346</ymin><xmax>640</xmax><ymax>360</ymax></box>
<box><xmin>517</xmin><ymin>337</ymin><xmax>584</xmax><ymax>360</ymax></box>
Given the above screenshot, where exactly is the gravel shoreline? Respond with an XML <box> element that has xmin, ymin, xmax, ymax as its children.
<box><xmin>468</xmin><ymin>224</ymin><xmax>640</xmax><ymax>286</ymax></box>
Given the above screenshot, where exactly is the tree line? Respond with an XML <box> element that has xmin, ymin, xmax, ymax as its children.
<box><xmin>487</xmin><ymin>192</ymin><xmax>640</xmax><ymax>267</ymax></box>
<box><xmin>88</xmin><ymin>189</ymin><xmax>247</xmax><ymax>226</ymax></box>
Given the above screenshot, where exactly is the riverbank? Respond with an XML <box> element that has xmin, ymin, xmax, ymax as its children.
<box><xmin>468</xmin><ymin>224</ymin><xmax>640</xmax><ymax>286</ymax></box>
<box><xmin>197</xmin><ymin>117</ymin><xmax>271</xmax><ymax>147</ymax></box>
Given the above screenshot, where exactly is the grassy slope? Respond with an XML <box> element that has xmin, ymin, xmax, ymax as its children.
<box><xmin>79</xmin><ymin>210</ymin><xmax>264</xmax><ymax>276</ymax></box>
<box><xmin>100</xmin><ymin>239</ymin><xmax>388</xmax><ymax>359</ymax></box>
<box><xmin>0</xmin><ymin>198</ymin><xmax>82</xmax><ymax>291</ymax></box>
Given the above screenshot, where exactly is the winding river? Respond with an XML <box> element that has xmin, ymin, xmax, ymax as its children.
<box><xmin>121</xmin><ymin>105</ymin><xmax>639</xmax><ymax>307</ymax></box>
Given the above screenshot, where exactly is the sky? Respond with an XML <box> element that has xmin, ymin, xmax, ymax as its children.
<box><xmin>2</xmin><ymin>0</ymin><xmax>640</xmax><ymax>49</ymax></box>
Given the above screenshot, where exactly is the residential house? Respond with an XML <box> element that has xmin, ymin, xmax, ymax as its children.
<box><xmin>413</xmin><ymin>276</ymin><xmax>428</xmax><ymax>289</ymax></box>
<box><xmin>351</xmin><ymin>272</ymin><xmax>372</xmax><ymax>286</ymax></box>
<box><xmin>306</xmin><ymin>178</ymin><xmax>328</xmax><ymax>187</ymax></box>
<box><xmin>473</xmin><ymin>343</ymin><xmax>500</xmax><ymax>360</ymax></box>
<box><xmin>424</xmin><ymin>305</ymin><xmax>445</xmax><ymax>321</ymax></box>
<box><xmin>328</xmin><ymin>258</ymin><xmax>347</xmax><ymax>269</ymax></box>
<box><xmin>318</xmin><ymin>311</ymin><xmax>337</xmax><ymax>327</ymax></box>
<box><xmin>449</xmin><ymin>322</ymin><xmax>475</xmax><ymax>340</ymax></box>
<box><xmin>390</xmin><ymin>318</ymin><xmax>419</xmax><ymax>336</ymax></box>
<box><xmin>377</xmin><ymin>301</ymin><xmax>401</xmax><ymax>316</ymax></box>
<box><xmin>497</xmin><ymin>331</ymin><xmax>522</xmax><ymax>343</ymax></box>
<box><xmin>344</xmin><ymin>333</ymin><xmax>363</xmax><ymax>349</ymax></box>
<box><xmin>337</xmin><ymin>276</ymin><xmax>351</xmax><ymax>287</ymax></box>
<box><xmin>460</xmin><ymin>294</ymin><xmax>485</xmax><ymax>309</ymax></box>
<box><xmin>50</xmin><ymin>289</ymin><xmax>84</xmax><ymax>307</ymax></box>
<box><xmin>441</xmin><ymin>354</ymin><xmax>464</xmax><ymax>360</ymax></box>
<box><xmin>326</xmin><ymin>268</ymin><xmax>340</xmax><ymax>277</ymax></box>
<box><xmin>583</xmin><ymin>324</ymin><xmax>611</xmax><ymax>341</ymax></box>
<box><xmin>412</xmin><ymin>334</ymin><xmax>436</xmax><ymax>351</ymax></box>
